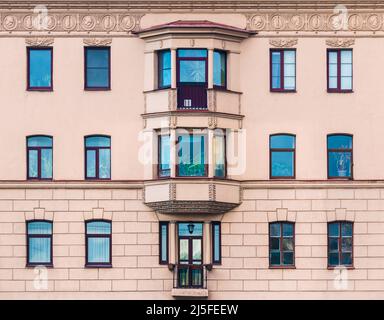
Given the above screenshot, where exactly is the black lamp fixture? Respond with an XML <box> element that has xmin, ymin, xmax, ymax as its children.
<box><xmin>187</xmin><ymin>223</ymin><xmax>195</xmax><ymax>234</ymax></box>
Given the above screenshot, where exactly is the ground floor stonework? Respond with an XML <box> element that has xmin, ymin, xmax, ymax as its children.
<box><xmin>0</xmin><ymin>182</ymin><xmax>384</xmax><ymax>299</ymax></box>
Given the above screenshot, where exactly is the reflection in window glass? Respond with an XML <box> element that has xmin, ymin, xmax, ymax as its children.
<box><xmin>159</xmin><ymin>135</ymin><xmax>170</xmax><ymax>178</ymax></box>
<box><xmin>271</xmin><ymin>49</ymin><xmax>295</xmax><ymax>91</ymax></box>
<box><xmin>85</xmin><ymin>47</ymin><xmax>110</xmax><ymax>89</ymax></box>
<box><xmin>270</xmin><ymin>135</ymin><xmax>295</xmax><ymax>178</ymax></box>
<box><xmin>213</xmin><ymin>50</ymin><xmax>226</xmax><ymax>87</ymax></box>
<box><xmin>85</xmin><ymin>136</ymin><xmax>111</xmax><ymax>179</ymax></box>
<box><xmin>86</xmin><ymin>221</ymin><xmax>111</xmax><ymax>265</ymax></box>
<box><xmin>27</xmin><ymin>221</ymin><xmax>52</xmax><ymax>265</ymax></box>
<box><xmin>327</xmin><ymin>135</ymin><xmax>352</xmax><ymax>178</ymax></box>
<box><xmin>269</xmin><ymin>222</ymin><xmax>294</xmax><ymax>267</ymax></box>
<box><xmin>27</xmin><ymin>136</ymin><xmax>53</xmax><ymax>180</ymax></box>
<box><xmin>214</xmin><ymin>131</ymin><xmax>226</xmax><ymax>177</ymax></box>
<box><xmin>328</xmin><ymin>221</ymin><xmax>353</xmax><ymax>267</ymax></box>
<box><xmin>328</xmin><ymin>49</ymin><xmax>352</xmax><ymax>91</ymax></box>
<box><xmin>158</xmin><ymin>50</ymin><xmax>171</xmax><ymax>88</ymax></box>
<box><xmin>177</xmin><ymin>132</ymin><xmax>207</xmax><ymax>177</ymax></box>
<box><xmin>28</xmin><ymin>48</ymin><xmax>52</xmax><ymax>89</ymax></box>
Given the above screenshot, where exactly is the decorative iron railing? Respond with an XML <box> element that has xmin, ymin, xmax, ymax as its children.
<box><xmin>172</xmin><ymin>264</ymin><xmax>211</xmax><ymax>289</ymax></box>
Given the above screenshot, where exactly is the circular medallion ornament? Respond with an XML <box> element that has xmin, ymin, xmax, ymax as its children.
<box><xmin>309</xmin><ymin>14</ymin><xmax>324</xmax><ymax>30</ymax></box>
<box><xmin>120</xmin><ymin>15</ymin><xmax>135</xmax><ymax>31</ymax></box>
<box><xmin>367</xmin><ymin>13</ymin><xmax>382</xmax><ymax>31</ymax></box>
<box><xmin>250</xmin><ymin>15</ymin><xmax>266</xmax><ymax>30</ymax></box>
<box><xmin>270</xmin><ymin>15</ymin><xmax>285</xmax><ymax>30</ymax></box>
<box><xmin>43</xmin><ymin>15</ymin><xmax>57</xmax><ymax>31</ymax></box>
<box><xmin>348</xmin><ymin>14</ymin><xmax>363</xmax><ymax>30</ymax></box>
<box><xmin>62</xmin><ymin>15</ymin><xmax>77</xmax><ymax>31</ymax></box>
<box><xmin>289</xmin><ymin>15</ymin><xmax>305</xmax><ymax>30</ymax></box>
<box><xmin>81</xmin><ymin>15</ymin><xmax>96</xmax><ymax>31</ymax></box>
<box><xmin>3</xmin><ymin>15</ymin><xmax>17</xmax><ymax>31</ymax></box>
<box><xmin>328</xmin><ymin>14</ymin><xmax>345</xmax><ymax>31</ymax></box>
<box><xmin>23</xmin><ymin>15</ymin><xmax>34</xmax><ymax>30</ymax></box>
<box><xmin>102</xmin><ymin>15</ymin><xmax>116</xmax><ymax>31</ymax></box>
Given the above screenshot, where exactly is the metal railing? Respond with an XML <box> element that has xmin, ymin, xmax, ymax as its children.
<box><xmin>172</xmin><ymin>264</ymin><xmax>211</xmax><ymax>289</ymax></box>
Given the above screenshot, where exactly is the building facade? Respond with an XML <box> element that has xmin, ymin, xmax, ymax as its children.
<box><xmin>0</xmin><ymin>0</ymin><xmax>384</xmax><ymax>299</ymax></box>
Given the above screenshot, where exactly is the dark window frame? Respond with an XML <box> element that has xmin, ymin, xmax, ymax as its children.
<box><xmin>327</xmin><ymin>221</ymin><xmax>354</xmax><ymax>268</ymax></box>
<box><xmin>27</xmin><ymin>47</ymin><xmax>53</xmax><ymax>91</ymax></box>
<box><xmin>158</xmin><ymin>133</ymin><xmax>171</xmax><ymax>179</ymax></box>
<box><xmin>269</xmin><ymin>221</ymin><xmax>295</xmax><ymax>268</ymax></box>
<box><xmin>85</xmin><ymin>219</ymin><xmax>112</xmax><ymax>268</ymax></box>
<box><xmin>176</xmin><ymin>129</ymin><xmax>208</xmax><ymax>178</ymax></box>
<box><xmin>26</xmin><ymin>135</ymin><xmax>53</xmax><ymax>180</ymax></box>
<box><xmin>84</xmin><ymin>46</ymin><xmax>111</xmax><ymax>91</ymax></box>
<box><xmin>327</xmin><ymin>48</ymin><xmax>353</xmax><ymax>93</ymax></box>
<box><xmin>211</xmin><ymin>221</ymin><xmax>221</xmax><ymax>265</ymax></box>
<box><xmin>159</xmin><ymin>221</ymin><xmax>169</xmax><ymax>265</ymax></box>
<box><xmin>270</xmin><ymin>48</ymin><xmax>296</xmax><ymax>92</ymax></box>
<box><xmin>84</xmin><ymin>135</ymin><xmax>111</xmax><ymax>180</ymax></box>
<box><xmin>213</xmin><ymin>129</ymin><xmax>227</xmax><ymax>179</ymax></box>
<box><xmin>26</xmin><ymin>219</ymin><xmax>53</xmax><ymax>267</ymax></box>
<box><xmin>269</xmin><ymin>133</ymin><xmax>296</xmax><ymax>179</ymax></box>
<box><xmin>213</xmin><ymin>49</ymin><xmax>227</xmax><ymax>90</ymax></box>
<box><xmin>158</xmin><ymin>49</ymin><xmax>171</xmax><ymax>89</ymax></box>
<box><xmin>327</xmin><ymin>133</ymin><xmax>353</xmax><ymax>180</ymax></box>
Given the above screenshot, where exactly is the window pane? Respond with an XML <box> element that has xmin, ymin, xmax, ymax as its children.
<box><xmin>179</xmin><ymin>239</ymin><xmax>189</xmax><ymax>261</ymax></box>
<box><xmin>179</xmin><ymin>60</ymin><xmax>206</xmax><ymax>83</ymax></box>
<box><xmin>87</xmin><ymin>49</ymin><xmax>109</xmax><ymax>68</ymax></box>
<box><xmin>340</xmin><ymin>50</ymin><xmax>352</xmax><ymax>64</ymax></box>
<box><xmin>191</xmin><ymin>268</ymin><xmax>202</xmax><ymax>286</ymax></box>
<box><xmin>160</xmin><ymin>223</ymin><xmax>168</xmax><ymax>263</ymax></box>
<box><xmin>28</xmin><ymin>150</ymin><xmax>38</xmax><ymax>178</ymax></box>
<box><xmin>28</xmin><ymin>221</ymin><xmax>52</xmax><ymax>234</ymax></box>
<box><xmin>270</xmin><ymin>252</ymin><xmax>280</xmax><ymax>265</ymax></box>
<box><xmin>270</xmin><ymin>223</ymin><xmax>281</xmax><ymax>237</ymax></box>
<box><xmin>28</xmin><ymin>136</ymin><xmax>52</xmax><ymax>147</ymax></box>
<box><xmin>341</xmin><ymin>237</ymin><xmax>352</xmax><ymax>252</ymax></box>
<box><xmin>327</xmin><ymin>135</ymin><xmax>352</xmax><ymax>149</ymax></box>
<box><xmin>41</xmin><ymin>148</ymin><xmax>52</xmax><ymax>179</ymax></box>
<box><xmin>213</xmin><ymin>224</ymin><xmax>220</xmax><ymax>262</ymax></box>
<box><xmin>284</xmin><ymin>50</ymin><xmax>295</xmax><ymax>63</ymax></box>
<box><xmin>29</xmin><ymin>49</ymin><xmax>51</xmax><ymax>88</ymax></box>
<box><xmin>87</xmin><ymin>237</ymin><xmax>110</xmax><ymax>263</ymax></box>
<box><xmin>86</xmin><ymin>69</ymin><xmax>109</xmax><ymax>88</ymax></box>
<box><xmin>178</xmin><ymin>49</ymin><xmax>207</xmax><ymax>58</ymax></box>
<box><xmin>284</xmin><ymin>63</ymin><xmax>295</xmax><ymax>77</ymax></box>
<box><xmin>213</xmin><ymin>51</ymin><xmax>226</xmax><ymax>87</ymax></box>
<box><xmin>86</xmin><ymin>136</ymin><xmax>110</xmax><ymax>148</ymax></box>
<box><xmin>178</xmin><ymin>223</ymin><xmax>203</xmax><ymax>237</ymax></box>
<box><xmin>328</xmin><ymin>51</ymin><xmax>338</xmax><ymax>63</ymax></box>
<box><xmin>159</xmin><ymin>135</ymin><xmax>170</xmax><ymax>177</ymax></box>
<box><xmin>29</xmin><ymin>237</ymin><xmax>51</xmax><ymax>263</ymax></box>
<box><xmin>99</xmin><ymin>148</ymin><xmax>111</xmax><ymax>179</ymax></box>
<box><xmin>86</xmin><ymin>149</ymin><xmax>96</xmax><ymax>178</ymax></box>
<box><xmin>284</xmin><ymin>76</ymin><xmax>295</xmax><ymax>90</ymax></box>
<box><xmin>214</xmin><ymin>134</ymin><xmax>225</xmax><ymax>177</ymax></box>
<box><xmin>341</xmin><ymin>77</ymin><xmax>352</xmax><ymax>90</ymax></box>
<box><xmin>283</xmin><ymin>223</ymin><xmax>294</xmax><ymax>237</ymax></box>
<box><xmin>341</xmin><ymin>223</ymin><xmax>353</xmax><ymax>237</ymax></box>
<box><xmin>270</xmin><ymin>135</ymin><xmax>295</xmax><ymax>149</ymax></box>
<box><xmin>161</xmin><ymin>69</ymin><xmax>171</xmax><ymax>88</ymax></box>
<box><xmin>328</xmin><ymin>151</ymin><xmax>352</xmax><ymax>178</ymax></box>
<box><xmin>329</xmin><ymin>77</ymin><xmax>338</xmax><ymax>89</ymax></box>
<box><xmin>192</xmin><ymin>239</ymin><xmax>202</xmax><ymax>260</ymax></box>
<box><xmin>283</xmin><ymin>252</ymin><xmax>294</xmax><ymax>265</ymax></box>
<box><xmin>87</xmin><ymin>221</ymin><xmax>111</xmax><ymax>234</ymax></box>
<box><xmin>282</xmin><ymin>238</ymin><xmax>293</xmax><ymax>251</ymax></box>
<box><xmin>159</xmin><ymin>50</ymin><xmax>171</xmax><ymax>88</ymax></box>
<box><xmin>328</xmin><ymin>223</ymin><xmax>339</xmax><ymax>237</ymax></box>
<box><xmin>271</xmin><ymin>51</ymin><xmax>281</xmax><ymax>63</ymax></box>
<box><xmin>341</xmin><ymin>253</ymin><xmax>352</xmax><ymax>265</ymax></box>
<box><xmin>340</xmin><ymin>63</ymin><xmax>352</xmax><ymax>77</ymax></box>
<box><xmin>177</xmin><ymin>134</ymin><xmax>206</xmax><ymax>177</ymax></box>
<box><xmin>271</xmin><ymin>151</ymin><xmax>294</xmax><ymax>177</ymax></box>
<box><xmin>270</xmin><ymin>237</ymin><xmax>280</xmax><ymax>250</ymax></box>
<box><xmin>329</xmin><ymin>252</ymin><xmax>339</xmax><ymax>266</ymax></box>
<box><xmin>272</xmin><ymin>76</ymin><xmax>281</xmax><ymax>89</ymax></box>
<box><xmin>328</xmin><ymin>64</ymin><xmax>338</xmax><ymax>77</ymax></box>
<box><xmin>329</xmin><ymin>237</ymin><xmax>339</xmax><ymax>251</ymax></box>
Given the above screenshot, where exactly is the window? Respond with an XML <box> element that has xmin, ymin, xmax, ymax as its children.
<box><xmin>213</xmin><ymin>129</ymin><xmax>226</xmax><ymax>178</ymax></box>
<box><xmin>27</xmin><ymin>47</ymin><xmax>53</xmax><ymax>90</ymax></box>
<box><xmin>327</xmin><ymin>49</ymin><xmax>352</xmax><ymax>92</ymax></box>
<box><xmin>158</xmin><ymin>50</ymin><xmax>171</xmax><ymax>88</ymax></box>
<box><xmin>327</xmin><ymin>134</ymin><xmax>353</xmax><ymax>179</ymax></box>
<box><xmin>213</xmin><ymin>50</ymin><xmax>226</xmax><ymax>88</ymax></box>
<box><xmin>159</xmin><ymin>221</ymin><xmax>169</xmax><ymax>265</ymax></box>
<box><xmin>85</xmin><ymin>135</ymin><xmax>111</xmax><ymax>180</ymax></box>
<box><xmin>328</xmin><ymin>221</ymin><xmax>353</xmax><ymax>267</ymax></box>
<box><xmin>27</xmin><ymin>136</ymin><xmax>53</xmax><ymax>180</ymax></box>
<box><xmin>85</xmin><ymin>220</ymin><xmax>112</xmax><ymax>266</ymax></box>
<box><xmin>158</xmin><ymin>134</ymin><xmax>170</xmax><ymax>178</ymax></box>
<box><xmin>26</xmin><ymin>220</ymin><xmax>52</xmax><ymax>266</ymax></box>
<box><xmin>270</xmin><ymin>49</ymin><xmax>296</xmax><ymax>92</ymax></box>
<box><xmin>212</xmin><ymin>222</ymin><xmax>221</xmax><ymax>265</ymax></box>
<box><xmin>269</xmin><ymin>222</ymin><xmax>295</xmax><ymax>267</ymax></box>
<box><xmin>177</xmin><ymin>130</ymin><xmax>207</xmax><ymax>177</ymax></box>
<box><xmin>85</xmin><ymin>47</ymin><xmax>110</xmax><ymax>90</ymax></box>
<box><xmin>270</xmin><ymin>134</ymin><xmax>295</xmax><ymax>179</ymax></box>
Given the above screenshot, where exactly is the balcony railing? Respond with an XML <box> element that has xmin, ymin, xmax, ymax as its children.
<box><xmin>177</xmin><ymin>85</ymin><xmax>207</xmax><ymax>110</ymax></box>
<box><xmin>172</xmin><ymin>264</ymin><xmax>209</xmax><ymax>289</ymax></box>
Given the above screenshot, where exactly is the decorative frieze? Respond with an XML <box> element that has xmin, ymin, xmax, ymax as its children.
<box><xmin>269</xmin><ymin>38</ymin><xmax>298</xmax><ymax>48</ymax></box>
<box><xmin>325</xmin><ymin>38</ymin><xmax>355</xmax><ymax>47</ymax></box>
<box><xmin>25</xmin><ymin>37</ymin><xmax>54</xmax><ymax>46</ymax></box>
<box><xmin>83</xmin><ymin>38</ymin><xmax>112</xmax><ymax>46</ymax></box>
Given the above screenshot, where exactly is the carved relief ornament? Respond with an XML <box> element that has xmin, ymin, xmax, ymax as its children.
<box><xmin>25</xmin><ymin>37</ymin><xmax>54</xmax><ymax>46</ymax></box>
<box><xmin>269</xmin><ymin>38</ymin><xmax>298</xmax><ymax>48</ymax></box>
<box><xmin>325</xmin><ymin>38</ymin><xmax>355</xmax><ymax>48</ymax></box>
<box><xmin>83</xmin><ymin>38</ymin><xmax>112</xmax><ymax>46</ymax></box>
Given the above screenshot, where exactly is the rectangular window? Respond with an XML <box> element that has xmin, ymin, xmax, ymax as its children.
<box><xmin>269</xmin><ymin>222</ymin><xmax>295</xmax><ymax>267</ymax></box>
<box><xmin>158</xmin><ymin>50</ymin><xmax>171</xmax><ymax>88</ymax></box>
<box><xmin>212</xmin><ymin>222</ymin><xmax>221</xmax><ymax>264</ymax></box>
<box><xmin>27</xmin><ymin>221</ymin><xmax>52</xmax><ymax>266</ymax></box>
<box><xmin>213</xmin><ymin>50</ymin><xmax>226</xmax><ymax>88</ymax></box>
<box><xmin>327</xmin><ymin>134</ymin><xmax>353</xmax><ymax>179</ymax></box>
<box><xmin>327</xmin><ymin>49</ymin><xmax>353</xmax><ymax>92</ymax></box>
<box><xmin>85</xmin><ymin>47</ymin><xmax>110</xmax><ymax>90</ymax></box>
<box><xmin>328</xmin><ymin>221</ymin><xmax>353</xmax><ymax>267</ymax></box>
<box><xmin>85</xmin><ymin>135</ymin><xmax>111</xmax><ymax>179</ymax></box>
<box><xmin>177</xmin><ymin>130</ymin><xmax>207</xmax><ymax>177</ymax></box>
<box><xmin>159</xmin><ymin>222</ymin><xmax>169</xmax><ymax>265</ymax></box>
<box><xmin>213</xmin><ymin>130</ymin><xmax>226</xmax><ymax>178</ymax></box>
<box><xmin>270</xmin><ymin>49</ymin><xmax>296</xmax><ymax>92</ymax></box>
<box><xmin>27</xmin><ymin>47</ymin><xmax>53</xmax><ymax>91</ymax></box>
<box><xmin>86</xmin><ymin>220</ymin><xmax>112</xmax><ymax>266</ymax></box>
<box><xmin>270</xmin><ymin>134</ymin><xmax>295</xmax><ymax>179</ymax></box>
<box><xmin>27</xmin><ymin>136</ymin><xmax>53</xmax><ymax>180</ymax></box>
<box><xmin>158</xmin><ymin>134</ymin><xmax>170</xmax><ymax>178</ymax></box>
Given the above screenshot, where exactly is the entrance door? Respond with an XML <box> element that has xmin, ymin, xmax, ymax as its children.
<box><xmin>177</xmin><ymin>49</ymin><xmax>208</xmax><ymax>109</ymax></box>
<box><xmin>177</xmin><ymin>222</ymin><xmax>203</xmax><ymax>288</ymax></box>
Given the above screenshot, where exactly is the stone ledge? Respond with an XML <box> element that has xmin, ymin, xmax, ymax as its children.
<box><xmin>145</xmin><ymin>200</ymin><xmax>239</xmax><ymax>214</ymax></box>
<box><xmin>171</xmin><ymin>288</ymin><xmax>208</xmax><ymax>298</ymax></box>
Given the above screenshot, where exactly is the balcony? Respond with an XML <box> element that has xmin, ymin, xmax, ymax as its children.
<box><xmin>143</xmin><ymin>179</ymin><xmax>241</xmax><ymax>214</ymax></box>
<box><xmin>171</xmin><ymin>264</ymin><xmax>209</xmax><ymax>298</ymax></box>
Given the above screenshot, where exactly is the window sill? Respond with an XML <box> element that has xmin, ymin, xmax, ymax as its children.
<box><xmin>327</xmin><ymin>266</ymin><xmax>354</xmax><ymax>270</ymax></box>
<box><xmin>269</xmin><ymin>265</ymin><xmax>296</xmax><ymax>269</ymax></box>
<box><xmin>270</xmin><ymin>90</ymin><xmax>297</xmax><ymax>93</ymax></box>
<box><xmin>26</xmin><ymin>264</ymin><xmax>54</xmax><ymax>268</ymax></box>
<box><xmin>327</xmin><ymin>90</ymin><xmax>354</xmax><ymax>93</ymax></box>
<box><xmin>85</xmin><ymin>264</ymin><xmax>112</xmax><ymax>268</ymax></box>
<box><xmin>84</xmin><ymin>87</ymin><xmax>111</xmax><ymax>91</ymax></box>
<box><xmin>171</xmin><ymin>288</ymin><xmax>208</xmax><ymax>298</ymax></box>
<box><xmin>27</xmin><ymin>88</ymin><xmax>53</xmax><ymax>92</ymax></box>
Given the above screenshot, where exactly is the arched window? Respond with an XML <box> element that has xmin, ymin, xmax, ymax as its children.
<box><xmin>85</xmin><ymin>220</ymin><xmax>112</xmax><ymax>266</ymax></box>
<box><xmin>27</xmin><ymin>135</ymin><xmax>53</xmax><ymax>180</ymax></box>
<box><xmin>270</xmin><ymin>134</ymin><xmax>295</xmax><ymax>179</ymax></box>
<box><xmin>269</xmin><ymin>222</ymin><xmax>295</xmax><ymax>267</ymax></box>
<box><xmin>85</xmin><ymin>135</ymin><xmax>111</xmax><ymax>179</ymax></box>
<box><xmin>26</xmin><ymin>220</ymin><xmax>53</xmax><ymax>266</ymax></box>
<box><xmin>328</xmin><ymin>221</ymin><xmax>353</xmax><ymax>267</ymax></box>
<box><xmin>327</xmin><ymin>134</ymin><xmax>353</xmax><ymax>179</ymax></box>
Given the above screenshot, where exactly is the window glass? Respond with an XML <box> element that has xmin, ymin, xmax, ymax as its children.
<box><xmin>85</xmin><ymin>136</ymin><xmax>110</xmax><ymax>148</ymax></box>
<box><xmin>99</xmin><ymin>148</ymin><xmax>111</xmax><ymax>179</ymax></box>
<box><xmin>27</xmin><ymin>221</ymin><xmax>52</xmax><ymax>265</ymax></box>
<box><xmin>41</xmin><ymin>149</ymin><xmax>53</xmax><ymax>179</ymax></box>
<box><xmin>177</xmin><ymin>133</ymin><xmax>206</xmax><ymax>177</ymax></box>
<box><xmin>327</xmin><ymin>135</ymin><xmax>352</xmax><ymax>178</ymax></box>
<box><xmin>213</xmin><ymin>51</ymin><xmax>226</xmax><ymax>87</ymax></box>
<box><xmin>159</xmin><ymin>50</ymin><xmax>171</xmax><ymax>88</ymax></box>
<box><xmin>214</xmin><ymin>132</ymin><xmax>226</xmax><ymax>177</ymax></box>
<box><xmin>178</xmin><ymin>223</ymin><xmax>203</xmax><ymax>237</ymax></box>
<box><xmin>178</xmin><ymin>49</ymin><xmax>207</xmax><ymax>58</ymax></box>
<box><xmin>269</xmin><ymin>222</ymin><xmax>294</xmax><ymax>267</ymax></box>
<box><xmin>270</xmin><ymin>135</ymin><xmax>295</xmax><ymax>178</ymax></box>
<box><xmin>86</xmin><ymin>221</ymin><xmax>111</xmax><ymax>265</ymax></box>
<box><xmin>328</xmin><ymin>222</ymin><xmax>353</xmax><ymax>267</ymax></box>
<box><xmin>212</xmin><ymin>222</ymin><xmax>221</xmax><ymax>264</ymax></box>
<box><xmin>27</xmin><ymin>136</ymin><xmax>53</xmax><ymax>180</ymax></box>
<box><xmin>159</xmin><ymin>135</ymin><xmax>170</xmax><ymax>178</ymax></box>
<box><xmin>29</xmin><ymin>49</ymin><xmax>52</xmax><ymax>88</ymax></box>
<box><xmin>28</xmin><ymin>150</ymin><xmax>38</xmax><ymax>178</ymax></box>
<box><xmin>85</xmin><ymin>136</ymin><xmax>111</xmax><ymax>179</ymax></box>
<box><xmin>85</xmin><ymin>48</ymin><xmax>110</xmax><ymax>88</ymax></box>
<box><xmin>160</xmin><ymin>222</ymin><xmax>168</xmax><ymax>264</ymax></box>
<box><xmin>179</xmin><ymin>60</ymin><xmax>206</xmax><ymax>83</ymax></box>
